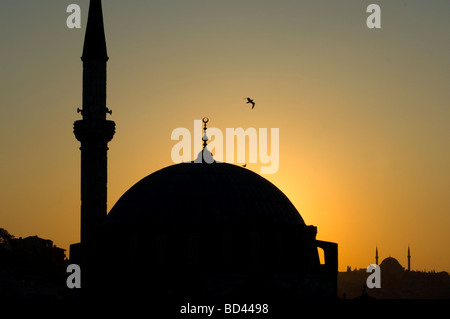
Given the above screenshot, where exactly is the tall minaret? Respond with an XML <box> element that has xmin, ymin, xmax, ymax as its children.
<box><xmin>74</xmin><ymin>0</ymin><xmax>115</xmax><ymax>244</ymax></box>
<box><xmin>375</xmin><ymin>246</ymin><xmax>379</xmax><ymax>265</ymax></box>
<box><xmin>407</xmin><ymin>245</ymin><xmax>411</xmax><ymax>271</ymax></box>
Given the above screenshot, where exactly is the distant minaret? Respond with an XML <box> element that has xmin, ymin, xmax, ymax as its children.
<box><xmin>407</xmin><ymin>245</ymin><xmax>411</xmax><ymax>271</ymax></box>
<box><xmin>375</xmin><ymin>246</ymin><xmax>379</xmax><ymax>265</ymax></box>
<box><xmin>74</xmin><ymin>0</ymin><xmax>115</xmax><ymax>244</ymax></box>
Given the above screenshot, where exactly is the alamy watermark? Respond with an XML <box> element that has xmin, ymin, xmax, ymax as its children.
<box><xmin>366</xmin><ymin>264</ymin><xmax>381</xmax><ymax>288</ymax></box>
<box><xmin>66</xmin><ymin>4</ymin><xmax>381</xmax><ymax>30</ymax></box>
<box><xmin>66</xmin><ymin>4</ymin><xmax>81</xmax><ymax>29</ymax></box>
<box><xmin>66</xmin><ymin>264</ymin><xmax>81</xmax><ymax>288</ymax></box>
<box><xmin>171</xmin><ymin>119</ymin><xmax>279</xmax><ymax>174</ymax></box>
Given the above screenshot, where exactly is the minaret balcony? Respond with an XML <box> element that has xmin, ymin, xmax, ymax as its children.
<box><xmin>74</xmin><ymin>119</ymin><xmax>115</xmax><ymax>144</ymax></box>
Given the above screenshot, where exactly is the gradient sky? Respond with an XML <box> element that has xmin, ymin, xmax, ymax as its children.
<box><xmin>1</xmin><ymin>0</ymin><xmax>449</xmax><ymax>272</ymax></box>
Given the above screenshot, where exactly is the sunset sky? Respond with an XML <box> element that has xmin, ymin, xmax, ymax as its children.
<box><xmin>1</xmin><ymin>0</ymin><xmax>449</xmax><ymax>272</ymax></box>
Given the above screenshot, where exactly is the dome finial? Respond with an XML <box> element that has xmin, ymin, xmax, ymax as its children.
<box><xmin>202</xmin><ymin>117</ymin><xmax>209</xmax><ymax>149</ymax></box>
<box><xmin>194</xmin><ymin>117</ymin><xmax>214</xmax><ymax>163</ymax></box>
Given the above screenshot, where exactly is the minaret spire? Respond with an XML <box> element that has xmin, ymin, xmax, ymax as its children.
<box><xmin>82</xmin><ymin>0</ymin><xmax>108</xmax><ymax>61</ymax></box>
<box><xmin>407</xmin><ymin>245</ymin><xmax>411</xmax><ymax>271</ymax></box>
<box><xmin>74</xmin><ymin>0</ymin><xmax>115</xmax><ymax>244</ymax></box>
<box><xmin>375</xmin><ymin>246</ymin><xmax>379</xmax><ymax>265</ymax></box>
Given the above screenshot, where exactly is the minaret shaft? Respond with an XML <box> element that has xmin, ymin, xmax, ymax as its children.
<box><xmin>407</xmin><ymin>246</ymin><xmax>411</xmax><ymax>271</ymax></box>
<box><xmin>375</xmin><ymin>246</ymin><xmax>379</xmax><ymax>265</ymax></box>
<box><xmin>82</xmin><ymin>61</ymin><xmax>107</xmax><ymax>120</ymax></box>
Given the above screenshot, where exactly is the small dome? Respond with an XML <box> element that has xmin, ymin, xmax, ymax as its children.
<box><xmin>108</xmin><ymin>162</ymin><xmax>306</xmax><ymax>230</ymax></box>
<box><xmin>380</xmin><ymin>257</ymin><xmax>404</xmax><ymax>273</ymax></box>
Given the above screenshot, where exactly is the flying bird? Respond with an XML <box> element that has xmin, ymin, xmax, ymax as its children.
<box><xmin>245</xmin><ymin>97</ymin><xmax>255</xmax><ymax>109</ymax></box>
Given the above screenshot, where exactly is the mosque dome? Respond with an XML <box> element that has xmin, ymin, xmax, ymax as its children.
<box><xmin>107</xmin><ymin>161</ymin><xmax>306</xmax><ymax>231</ymax></box>
<box><xmin>93</xmin><ymin>159</ymin><xmax>325</xmax><ymax>299</ymax></box>
<box><xmin>78</xmin><ymin>118</ymin><xmax>337</xmax><ymax>299</ymax></box>
<box><xmin>380</xmin><ymin>257</ymin><xmax>404</xmax><ymax>274</ymax></box>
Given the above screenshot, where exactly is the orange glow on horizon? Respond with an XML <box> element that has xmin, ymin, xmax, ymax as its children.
<box><xmin>1</xmin><ymin>1</ymin><xmax>450</xmax><ymax>273</ymax></box>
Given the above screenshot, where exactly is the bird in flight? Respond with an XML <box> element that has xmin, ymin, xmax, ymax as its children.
<box><xmin>245</xmin><ymin>97</ymin><xmax>255</xmax><ymax>109</ymax></box>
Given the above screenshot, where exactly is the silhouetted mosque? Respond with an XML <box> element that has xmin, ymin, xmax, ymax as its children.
<box><xmin>70</xmin><ymin>0</ymin><xmax>337</xmax><ymax>301</ymax></box>
<box><xmin>375</xmin><ymin>246</ymin><xmax>410</xmax><ymax>272</ymax></box>
<box><xmin>338</xmin><ymin>246</ymin><xmax>450</xmax><ymax>299</ymax></box>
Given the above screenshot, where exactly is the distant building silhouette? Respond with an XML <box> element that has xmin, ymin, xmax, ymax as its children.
<box><xmin>10</xmin><ymin>236</ymin><xmax>66</xmax><ymax>266</ymax></box>
<box><xmin>0</xmin><ymin>233</ymin><xmax>67</xmax><ymax>298</ymax></box>
<box><xmin>380</xmin><ymin>256</ymin><xmax>404</xmax><ymax>277</ymax></box>
<box><xmin>339</xmin><ymin>247</ymin><xmax>450</xmax><ymax>299</ymax></box>
<box><xmin>69</xmin><ymin>0</ymin><xmax>338</xmax><ymax>302</ymax></box>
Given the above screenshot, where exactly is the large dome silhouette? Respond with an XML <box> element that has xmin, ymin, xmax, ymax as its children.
<box><xmin>108</xmin><ymin>162</ymin><xmax>306</xmax><ymax>230</ymax></box>
<box><xmin>92</xmin><ymin>160</ymin><xmax>329</xmax><ymax>300</ymax></box>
